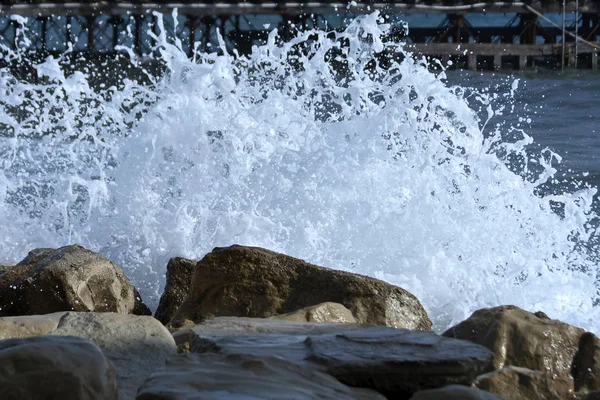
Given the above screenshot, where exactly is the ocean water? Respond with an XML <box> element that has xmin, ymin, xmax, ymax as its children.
<box><xmin>0</xmin><ymin>12</ymin><xmax>598</xmax><ymax>333</ymax></box>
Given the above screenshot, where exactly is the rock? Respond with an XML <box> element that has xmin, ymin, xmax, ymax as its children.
<box><xmin>154</xmin><ymin>257</ymin><xmax>196</xmax><ymax>325</ymax></box>
<box><xmin>0</xmin><ymin>245</ymin><xmax>151</xmax><ymax>316</ymax></box>
<box><xmin>185</xmin><ymin>317</ymin><xmax>494</xmax><ymax>398</ymax></box>
<box><xmin>443</xmin><ymin>305</ymin><xmax>584</xmax><ymax>386</ymax></box>
<box><xmin>573</xmin><ymin>332</ymin><xmax>600</xmax><ymax>393</ymax></box>
<box><xmin>410</xmin><ymin>384</ymin><xmax>506</xmax><ymax>399</ymax></box>
<box><xmin>170</xmin><ymin>245</ymin><xmax>431</xmax><ymax>330</ymax></box>
<box><xmin>174</xmin><ymin>316</ymin><xmax>364</xmax><ymax>352</ymax></box>
<box><xmin>0</xmin><ymin>335</ymin><xmax>117</xmax><ymax>400</ymax></box>
<box><xmin>0</xmin><ymin>262</ymin><xmax>15</xmax><ymax>272</ymax></box>
<box><xmin>473</xmin><ymin>366</ymin><xmax>574</xmax><ymax>400</ymax></box>
<box><xmin>270</xmin><ymin>302</ymin><xmax>357</xmax><ymax>323</ymax></box>
<box><xmin>578</xmin><ymin>392</ymin><xmax>600</xmax><ymax>400</ymax></box>
<box><xmin>136</xmin><ymin>353</ymin><xmax>386</xmax><ymax>400</ymax></box>
<box><xmin>0</xmin><ymin>312</ymin><xmax>66</xmax><ymax>340</ymax></box>
<box><xmin>49</xmin><ymin>312</ymin><xmax>177</xmax><ymax>400</ymax></box>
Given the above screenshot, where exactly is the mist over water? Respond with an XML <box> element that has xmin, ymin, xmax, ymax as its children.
<box><xmin>1</xmin><ymin>12</ymin><xmax>598</xmax><ymax>332</ymax></box>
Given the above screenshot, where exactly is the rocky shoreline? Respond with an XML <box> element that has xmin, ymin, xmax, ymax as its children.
<box><xmin>0</xmin><ymin>244</ymin><xmax>598</xmax><ymax>399</ymax></box>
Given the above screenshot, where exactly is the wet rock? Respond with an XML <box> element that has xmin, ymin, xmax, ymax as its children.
<box><xmin>410</xmin><ymin>384</ymin><xmax>506</xmax><ymax>399</ymax></box>
<box><xmin>136</xmin><ymin>353</ymin><xmax>385</xmax><ymax>400</ymax></box>
<box><xmin>473</xmin><ymin>366</ymin><xmax>574</xmax><ymax>400</ymax></box>
<box><xmin>49</xmin><ymin>312</ymin><xmax>177</xmax><ymax>400</ymax></box>
<box><xmin>0</xmin><ymin>245</ymin><xmax>151</xmax><ymax>316</ymax></box>
<box><xmin>573</xmin><ymin>332</ymin><xmax>600</xmax><ymax>393</ymax></box>
<box><xmin>0</xmin><ymin>335</ymin><xmax>117</xmax><ymax>400</ymax></box>
<box><xmin>0</xmin><ymin>312</ymin><xmax>66</xmax><ymax>340</ymax></box>
<box><xmin>270</xmin><ymin>302</ymin><xmax>357</xmax><ymax>323</ymax></box>
<box><xmin>154</xmin><ymin>257</ymin><xmax>196</xmax><ymax>325</ymax></box>
<box><xmin>170</xmin><ymin>245</ymin><xmax>431</xmax><ymax>330</ymax></box>
<box><xmin>185</xmin><ymin>317</ymin><xmax>494</xmax><ymax>398</ymax></box>
<box><xmin>443</xmin><ymin>305</ymin><xmax>584</xmax><ymax>386</ymax></box>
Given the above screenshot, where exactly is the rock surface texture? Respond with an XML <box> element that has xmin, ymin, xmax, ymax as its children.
<box><xmin>410</xmin><ymin>384</ymin><xmax>507</xmax><ymax>399</ymax></box>
<box><xmin>170</xmin><ymin>245</ymin><xmax>431</xmax><ymax>329</ymax></box>
<box><xmin>0</xmin><ymin>245</ymin><xmax>150</xmax><ymax>316</ymax></box>
<box><xmin>154</xmin><ymin>257</ymin><xmax>196</xmax><ymax>325</ymax></box>
<box><xmin>136</xmin><ymin>353</ymin><xmax>386</xmax><ymax>400</ymax></box>
<box><xmin>0</xmin><ymin>335</ymin><xmax>117</xmax><ymax>400</ymax></box>
<box><xmin>49</xmin><ymin>312</ymin><xmax>177</xmax><ymax>400</ymax></box>
<box><xmin>573</xmin><ymin>332</ymin><xmax>600</xmax><ymax>394</ymax></box>
<box><xmin>443</xmin><ymin>305</ymin><xmax>584</xmax><ymax>389</ymax></box>
<box><xmin>473</xmin><ymin>366</ymin><xmax>574</xmax><ymax>400</ymax></box>
<box><xmin>182</xmin><ymin>317</ymin><xmax>494</xmax><ymax>398</ymax></box>
<box><xmin>270</xmin><ymin>301</ymin><xmax>357</xmax><ymax>323</ymax></box>
<box><xmin>0</xmin><ymin>312</ymin><xmax>67</xmax><ymax>340</ymax></box>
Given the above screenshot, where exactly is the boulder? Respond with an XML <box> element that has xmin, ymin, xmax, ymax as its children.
<box><xmin>49</xmin><ymin>312</ymin><xmax>177</xmax><ymax>400</ymax></box>
<box><xmin>154</xmin><ymin>257</ymin><xmax>196</xmax><ymax>325</ymax></box>
<box><xmin>410</xmin><ymin>385</ymin><xmax>506</xmax><ymax>399</ymax></box>
<box><xmin>573</xmin><ymin>332</ymin><xmax>600</xmax><ymax>393</ymax></box>
<box><xmin>473</xmin><ymin>366</ymin><xmax>574</xmax><ymax>400</ymax></box>
<box><xmin>0</xmin><ymin>335</ymin><xmax>117</xmax><ymax>400</ymax></box>
<box><xmin>170</xmin><ymin>245</ymin><xmax>431</xmax><ymax>330</ymax></box>
<box><xmin>443</xmin><ymin>305</ymin><xmax>584</xmax><ymax>387</ymax></box>
<box><xmin>184</xmin><ymin>317</ymin><xmax>494</xmax><ymax>398</ymax></box>
<box><xmin>270</xmin><ymin>302</ymin><xmax>357</xmax><ymax>323</ymax></box>
<box><xmin>0</xmin><ymin>312</ymin><xmax>66</xmax><ymax>340</ymax></box>
<box><xmin>0</xmin><ymin>245</ymin><xmax>151</xmax><ymax>316</ymax></box>
<box><xmin>136</xmin><ymin>353</ymin><xmax>386</xmax><ymax>400</ymax></box>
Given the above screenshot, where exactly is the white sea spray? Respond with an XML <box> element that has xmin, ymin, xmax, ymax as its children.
<box><xmin>0</xmin><ymin>12</ymin><xmax>598</xmax><ymax>332</ymax></box>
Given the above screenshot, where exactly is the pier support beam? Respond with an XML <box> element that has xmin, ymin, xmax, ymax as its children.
<box><xmin>593</xmin><ymin>48</ymin><xmax>598</xmax><ymax>70</ymax></box>
<box><xmin>519</xmin><ymin>55</ymin><xmax>528</xmax><ymax>69</ymax></box>
<box><xmin>468</xmin><ymin>53</ymin><xmax>477</xmax><ymax>70</ymax></box>
<box><xmin>494</xmin><ymin>54</ymin><xmax>502</xmax><ymax>70</ymax></box>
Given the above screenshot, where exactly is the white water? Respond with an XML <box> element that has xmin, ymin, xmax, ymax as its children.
<box><xmin>1</xmin><ymin>12</ymin><xmax>598</xmax><ymax>332</ymax></box>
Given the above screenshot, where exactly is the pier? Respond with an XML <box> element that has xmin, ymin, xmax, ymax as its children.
<box><xmin>0</xmin><ymin>0</ymin><xmax>599</xmax><ymax>70</ymax></box>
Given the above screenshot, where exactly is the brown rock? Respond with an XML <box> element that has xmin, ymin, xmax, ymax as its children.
<box><xmin>170</xmin><ymin>245</ymin><xmax>431</xmax><ymax>330</ymax></box>
<box><xmin>136</xmin><ymin>353</ymin><xmax>386</xmax><ymax>400</ymax></box>
<box><xmin>573</xmin><ymin>332</ymin><xmax>600</xmax><ymax>393</ymax></box>
<box><xmin>154</xmin><ymin>257</ymin><xmax>196</xmax><ymax>325</ymax></box>
<box><xmin>0</xmin><ymin>245</ymin><xmax>151</xmax><ymax>316</ymax></box>
<box><xmin>0</xmin><ymin>335</ymin><xmax>117</xmax><ymax>400</ymax></box>
<box><xmin>410</xmin><ymin>384</ymin><xmax>506</xmax><ymax>399</ymax></box>
<box><xmin>443</xmin><ymin>305</ymin><xmax>584</xmax><ymax>387</ymax></box>
<box><xmin>270</xmin><ymin>302</ymin><xmax>357</xmax><ymax>323</ymax></box>
<box><xmin>473</xmin><ymin>366</ymin><xmax>574</xmax><ymax>400</ymax></box>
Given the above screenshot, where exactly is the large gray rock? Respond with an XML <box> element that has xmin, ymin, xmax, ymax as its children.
<box><xmin>0</xmin><ymin>245</ymin><xmax>151</xmax><ymax>316</ymax></box>
<box><xmin>49</xmin><ymin>312</ymin><xmax>177</xmax><ymax>400</ymax></box>
<box><xmin>473</xmin><ymin>366</ymin><xmax>574</xmax><ymax>400</ymax></box>
<box><xmin>0</xmin><ymin>335</ymin><xmax>117</xmax><ymax>400</ymax></box>
<box><xmin>0</xmin><ymin>312</ymin><xmax>66</xmax><ymax>340</ymax></box>
<box><xmin>270</xmin><ymin>302</ymin><xmax>357</xmax><ymax>323</ymax></box>
<box><xmin>170</xmin><ymin>245</ymin><xmax>431</xmax><ymax>330</ymax></box>
<box><xmin>154</xmin><ymin>257</ymin><xmax>196</xmax><ymax>325</ymax></box>
<box><xmin>410</xmin><ymin>385</ymin><xmax>506</xmax><ymax>399</ymax></box>
<box><xmin>443</xmin><ymin>305</ymin><xmax>584</xmax><ymax>390</ymax></box>
<box><xmin>136</xmin><ymin>353</ymin><xmax>386</xmax><ymax>400</ymax></box>
<box><xmin>185</xmin><ymin>317</ymin><xmax>494</xmax><ymax>398</ymax></box>
<box><xmin>173</xmin><ymin>316</ymin><xmax>364</xmax><ymax>352</ymax></box>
